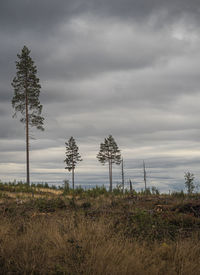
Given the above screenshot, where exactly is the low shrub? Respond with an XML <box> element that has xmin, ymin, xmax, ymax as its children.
<box><xmin>30</xmin><ymin>198</ymin><xmax>66</xmax><ymax>212</ymax></box>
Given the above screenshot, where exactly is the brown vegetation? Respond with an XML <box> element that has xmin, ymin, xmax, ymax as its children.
<box><xmin>0</xmin><ymin>190</ymin><xmax>200</xmax><ymax>274</ymax></box>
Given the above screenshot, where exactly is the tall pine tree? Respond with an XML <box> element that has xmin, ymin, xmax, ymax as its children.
<box><xmin>97</xmin><ymin>135</ymin><xmax>121</xmax><ymax>192</ymax></box>
<box><xmin>12</xmin><ymin>46</ymin><xmax>44</xmax><ymax>185</ymax></box>
<box><xmin>64</xmin><ymin>137</ymin><xmax>82</xmax><ymax>190</ymax></box>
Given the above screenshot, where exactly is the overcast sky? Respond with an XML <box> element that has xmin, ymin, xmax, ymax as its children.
<box><xmin>1</xmin><ymin>0</ymin><xmax>200</xmax><ymax>192</ymax></box>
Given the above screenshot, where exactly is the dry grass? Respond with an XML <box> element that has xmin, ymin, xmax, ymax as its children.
<box><xmin>36</xmin><ymin>188</ymin><xmax>63</xmax><ymax>195</ymax></box>
<box><xmin>0</xmin><ymin>189</ymin><xmax>72</xmax><ymax>201</ymax></box>
<box><xmin>0</xmin><ymin>194</ymin><xmax>200</xmax><ymax>274</ymax></box>
<box><xmin>1</xmin><ymin>214</ymin><xmax>200</xmax><ymax>275</ymax></box>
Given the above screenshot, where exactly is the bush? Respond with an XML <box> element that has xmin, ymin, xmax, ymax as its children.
<box><xmin>63</xmin><ymin>180</ymin><xmax>70</xmax><ymax>195</ymax></box>
<box><xmin>113</xmin><ymin>184</ymin><xmax>124</xmax><ymax>195</ymax></box>
<box><xmin>86</xmin><ymin>185</ymin><xmax>108</xmax><ymax>198</ymax></box>
<box><xmin>171</xmin><ymin>190</ymin><xmax>186</xmax><ymax>199</ymax></box>
<box><xmin>32</xmin><ymin>198</ymin><xmax>66</xmax><ymax>212</ymax></box>
<box><xmin>74</xmin><ymin>186</ymin><xmax>85</xmax><ymax>196</ymax></box>
<box><xmin>81</xmin><ymin>201</ymin><xmax>91</xmax><ymax>209</ymax></box>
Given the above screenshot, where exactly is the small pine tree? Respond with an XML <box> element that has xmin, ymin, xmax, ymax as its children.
<box><xmin>12</xmin><ymin>46</ymin><xmax>44</xmax><ymax>185</ymax></box>
<box><xmin>97</xmin><ymin>135</ymin><xmax>121</xmax><ymax>192</ymax></box>
<box><xmin>184</xmin><ymin>172</ymin><xmax>195</xmax><ymax>194</ymax></box>
<box><xmin>64</xmin><ymin>137</ymin><xmax>82</xmax><ymax>190</ymax></box>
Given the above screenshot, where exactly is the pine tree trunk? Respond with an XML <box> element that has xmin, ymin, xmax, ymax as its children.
<box><xmin>109</xmin><ymin>160</ymin><xmax>113</xmax><ymax>192</ymax></box>
<box><xmin>110</xmin><ymin>160</ymin><xmax>112</xmax><ymax>192</ymax></box>
<box><xmin>108</xmin><ymin>160</ymin><xmax>111</xmax><ymax>192</ymax></box>
<box><xmin>72</xmin><ymin>167</ymin><xmax>75</xmax><ymax>190</ymax></box>
<box><xmin>143</xmin><ymin>161</ymin><xmax>147</xmax><ymax>192</ymax></box>
<box><xmin>129</xmin><ymin>180</ymin><xmax>133</xmax><ymax>192</ymax></box>
<box><xmin>122</xmin><ymin>158</ymin><xmax>124</xmax><ymax>193</ymax></box>
<box><xmin>25</xmin><ymin>85</ymin><xmax>30</xmax><ymax>187</ymax></box>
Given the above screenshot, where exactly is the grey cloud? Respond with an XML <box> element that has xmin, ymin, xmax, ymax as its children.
<box><xmin>0</xmin><ymin>116</ymin><xmax>24</xmax><ymax>139</ymax></box>
<box><xmin>36</xmin><ymin>20</ymin><xmax>189</xmax><ymax>81</ymax></box>
<box><xmin>2</xmin><ymin>0</ymin><xmax>200</xmax><ymax>33</ymax></box>
<box><xmin>1</xmin><ymin>0</ymin><xmax>200</xmax><ymax>192</ymax></box>
<box><xmin>87</xmin><ymin>0</ymin><xmax>200</xmax><ymax>30</ymax></box>
<box><xmin>0</xmin><ymin>0</ymin><xmax>84</xmax><ymax>33</ymax></box>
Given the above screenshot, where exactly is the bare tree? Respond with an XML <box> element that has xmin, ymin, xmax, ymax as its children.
<box><xmin>129</xmin><ymin>179</ymin><xmax>133</xmax><ymax>193</ymax></box>
<box><xmin>121</xmin><ymin>158</ymin><xmax>125</xmax><ymax>193</ymax></box>
<box><xmin>143</xmin><ymin>160</ymin><xmax>147</xmax><ymax>192</ymax></box>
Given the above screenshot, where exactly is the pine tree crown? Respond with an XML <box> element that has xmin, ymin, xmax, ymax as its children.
<box><xmin>12</xmin><ymin>45</ymin><xmax>44</xmax><ymax>131</ymax></box>
<box><xmin>97</xmin><ymin>135</ymin><xmax>121</xmax><ymax>165</ymax></box>
<box><xmin>64</xmin><ymin>137</ymin><xmax>82</xmax><ymax>171</ymax></box>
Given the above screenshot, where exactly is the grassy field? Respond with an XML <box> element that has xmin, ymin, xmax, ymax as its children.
<box><xmin>0</xmin><ymin>184</ymin><xmax>200</xmax><ymax>274</ymax></box>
